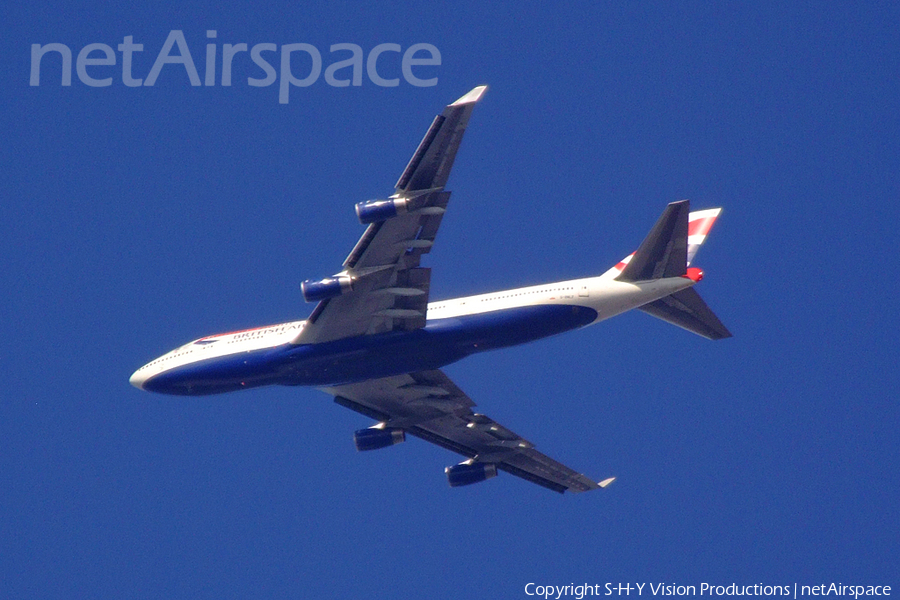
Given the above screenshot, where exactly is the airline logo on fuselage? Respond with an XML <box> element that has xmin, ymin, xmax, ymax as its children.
<box><xmin>198</xmin><ymin>321</ymin><xmax>304</xmax><ymax>344</ymax></box>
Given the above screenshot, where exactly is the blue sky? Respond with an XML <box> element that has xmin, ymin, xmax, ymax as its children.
<box><xmin>3</xmin><ymin>2</ymin><xmax>898</xmax><ymax>598</ymax></box>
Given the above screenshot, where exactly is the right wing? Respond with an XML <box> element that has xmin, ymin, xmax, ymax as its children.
<box><xmin>322</xmin><ymin>370</ymin><xmax>615</xmax><ymax>494</ymax></box>
<box><xmin>294</xmin><ymin>86</ymin><xmax>487</xmax><ymax>345</ymax></box>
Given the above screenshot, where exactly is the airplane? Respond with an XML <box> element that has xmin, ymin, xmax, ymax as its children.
<box><xmin>130</xmin><ymin>85</ymin><xmax>731</xmax><ymax>493</ymax></box>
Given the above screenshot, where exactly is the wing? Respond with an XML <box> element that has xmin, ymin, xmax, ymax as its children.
<box><xmin>294</xmin><ymin>86</ymin><xmax>487</xmax><ymax>345</ymax></box>
<box><xmin>322</xmin><ymin>370</ymin><xmax>615</xmax><ymax>494</ymax></box>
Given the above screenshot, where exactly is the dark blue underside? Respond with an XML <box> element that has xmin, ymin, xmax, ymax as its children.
<box><xmin>144</xmin><ymin>304</ymin><xmax>598</xmax><ymax>396</ymax></box>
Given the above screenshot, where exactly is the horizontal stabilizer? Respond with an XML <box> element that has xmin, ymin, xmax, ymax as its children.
<box><xmin>617</xmin><ymin>200</ymin><xmax>689</xmax><ymax>282</ymax></box>
<box><xmin>639</xmin><ymin>288</ymin><xmax>732</xmax><ymax>340</ymax></box>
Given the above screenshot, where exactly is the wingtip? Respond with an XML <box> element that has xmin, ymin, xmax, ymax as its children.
<box><xmin>450</xmin><ymin>85</ymin><xmax>488</xmax><ymax>106</ymax></box>
<box><xmin>598</xmin><ymin>477</ymin><xmax>616</xmax><ymax>488</ymax></box>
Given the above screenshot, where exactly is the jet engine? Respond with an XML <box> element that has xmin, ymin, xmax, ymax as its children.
<box><xmin>353</xmin><ymin>427</ymin><xmax>406</xmax><ymax>451</ymax></box>
<box><xmin>300</xmin><ymin>276</ymin><xmax>353</xmax><ymax>303</ymax></box>
<box><xmin>355</xmin><ymin>198</ymin><xmax>410</xmax><ymax>224</ymax></box>
<box><xmin>444</xmin><ymin>461</ymin><xmax>498</xmax><ymax>487</ymax></box>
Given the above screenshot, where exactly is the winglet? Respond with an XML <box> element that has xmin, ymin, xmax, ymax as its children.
<box><xmin>450</xmin><ymin>85</ymin><xmax>488</xmax><ymax>106</ymax></box>
<box><xmin>598</xmin><ymin>477</ymin><xmax>616</xmax><ymax>488</ymax></box>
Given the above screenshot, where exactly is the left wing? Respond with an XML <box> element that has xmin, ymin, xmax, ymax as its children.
<box><xmin>294</xmin><ymin>86</ymin><xmax>487</xmax><ymax>345</ymax></box>
<box><xmin>322</xmin><ymin>370</ymin><xmax>615</xmax><ymax>493</ymax></box>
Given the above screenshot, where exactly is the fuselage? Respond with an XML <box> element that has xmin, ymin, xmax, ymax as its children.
<box><xmin>130</xmin><ymin>273</ymin><xmax>695</xmax><ymax>396</ymax></box>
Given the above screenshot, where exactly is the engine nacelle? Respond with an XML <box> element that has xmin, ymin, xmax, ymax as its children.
<box><xmin>300</xmin><ymin>276</ymin><xmax>353</xmax><ymax>303</ymax></box>
<box><xmin>355</xmin><ymin>198</ymin><xmax>410</xmax><ymax>224</ymax></box>
<box><xmin>354</xmin><ymin>427</ymin><xmax>406</xmax><ymax>451</ymax></box>
<box><xmin>445</xmin><ymin>461</ymin><xmax>498</xmax><ymax>487</ymax></box>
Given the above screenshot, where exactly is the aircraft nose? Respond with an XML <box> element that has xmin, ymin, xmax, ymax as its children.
<box><xmin>129</xmin><ymin>368</ymin><xmax>148</xmax><ymax>390</ymax></box>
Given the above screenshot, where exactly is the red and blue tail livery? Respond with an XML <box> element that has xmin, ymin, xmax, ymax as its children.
<box><xmin>130</xmin><ymin>86</ymin><xmax>730</xmax><ymax>494</ymax></box>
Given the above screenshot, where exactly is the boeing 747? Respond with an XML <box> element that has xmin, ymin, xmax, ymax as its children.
<box><xmin>130</xmin><ymin>86</ymin><xmax>731</xmax><ymax>493</ymax></box>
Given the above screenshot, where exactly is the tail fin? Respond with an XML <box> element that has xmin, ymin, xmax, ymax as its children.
<box><xmin>686</xmin><ymin>208</ymin><xmax>721</xmax><ymax>266</ymax></box>
<box><xmin>607</xmin><ymin>200</ymin><xmax>732</xmax><ymax>340</ymax></box>
<box><xmin>616</xmin><ymin>200</ymin><xmax>690</xmax><ymax>282</ymax></box>
<box><xmin>601</xmin><ymin>203</ymin><xmax>723</xmax><ymax>279</ymax></box>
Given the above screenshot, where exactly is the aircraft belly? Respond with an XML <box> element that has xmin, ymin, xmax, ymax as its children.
<box><xmin>144</xmin><ymin>303</ymin><xmax>598</xmax><ymax>395</ymax></box>
<box><xmin>282</xmin><ymin>303</ymin><xmax>598</xmax><ymax>386</ymax></box>
<box><xmin>141</xmin><ymin>346</ymin><xmax>289</xmax><ymax>395</ymax></box>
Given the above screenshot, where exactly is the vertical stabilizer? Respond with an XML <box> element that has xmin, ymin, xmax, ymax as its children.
<box><xmin>687</xmin><ymin>208</ymin><xmax>721</xmax><ymax>266</ymax></box>
<box><xmin>616</xmin><ymin>200</ymin><xmax>690</xmax><ymax>282</ymax></box>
